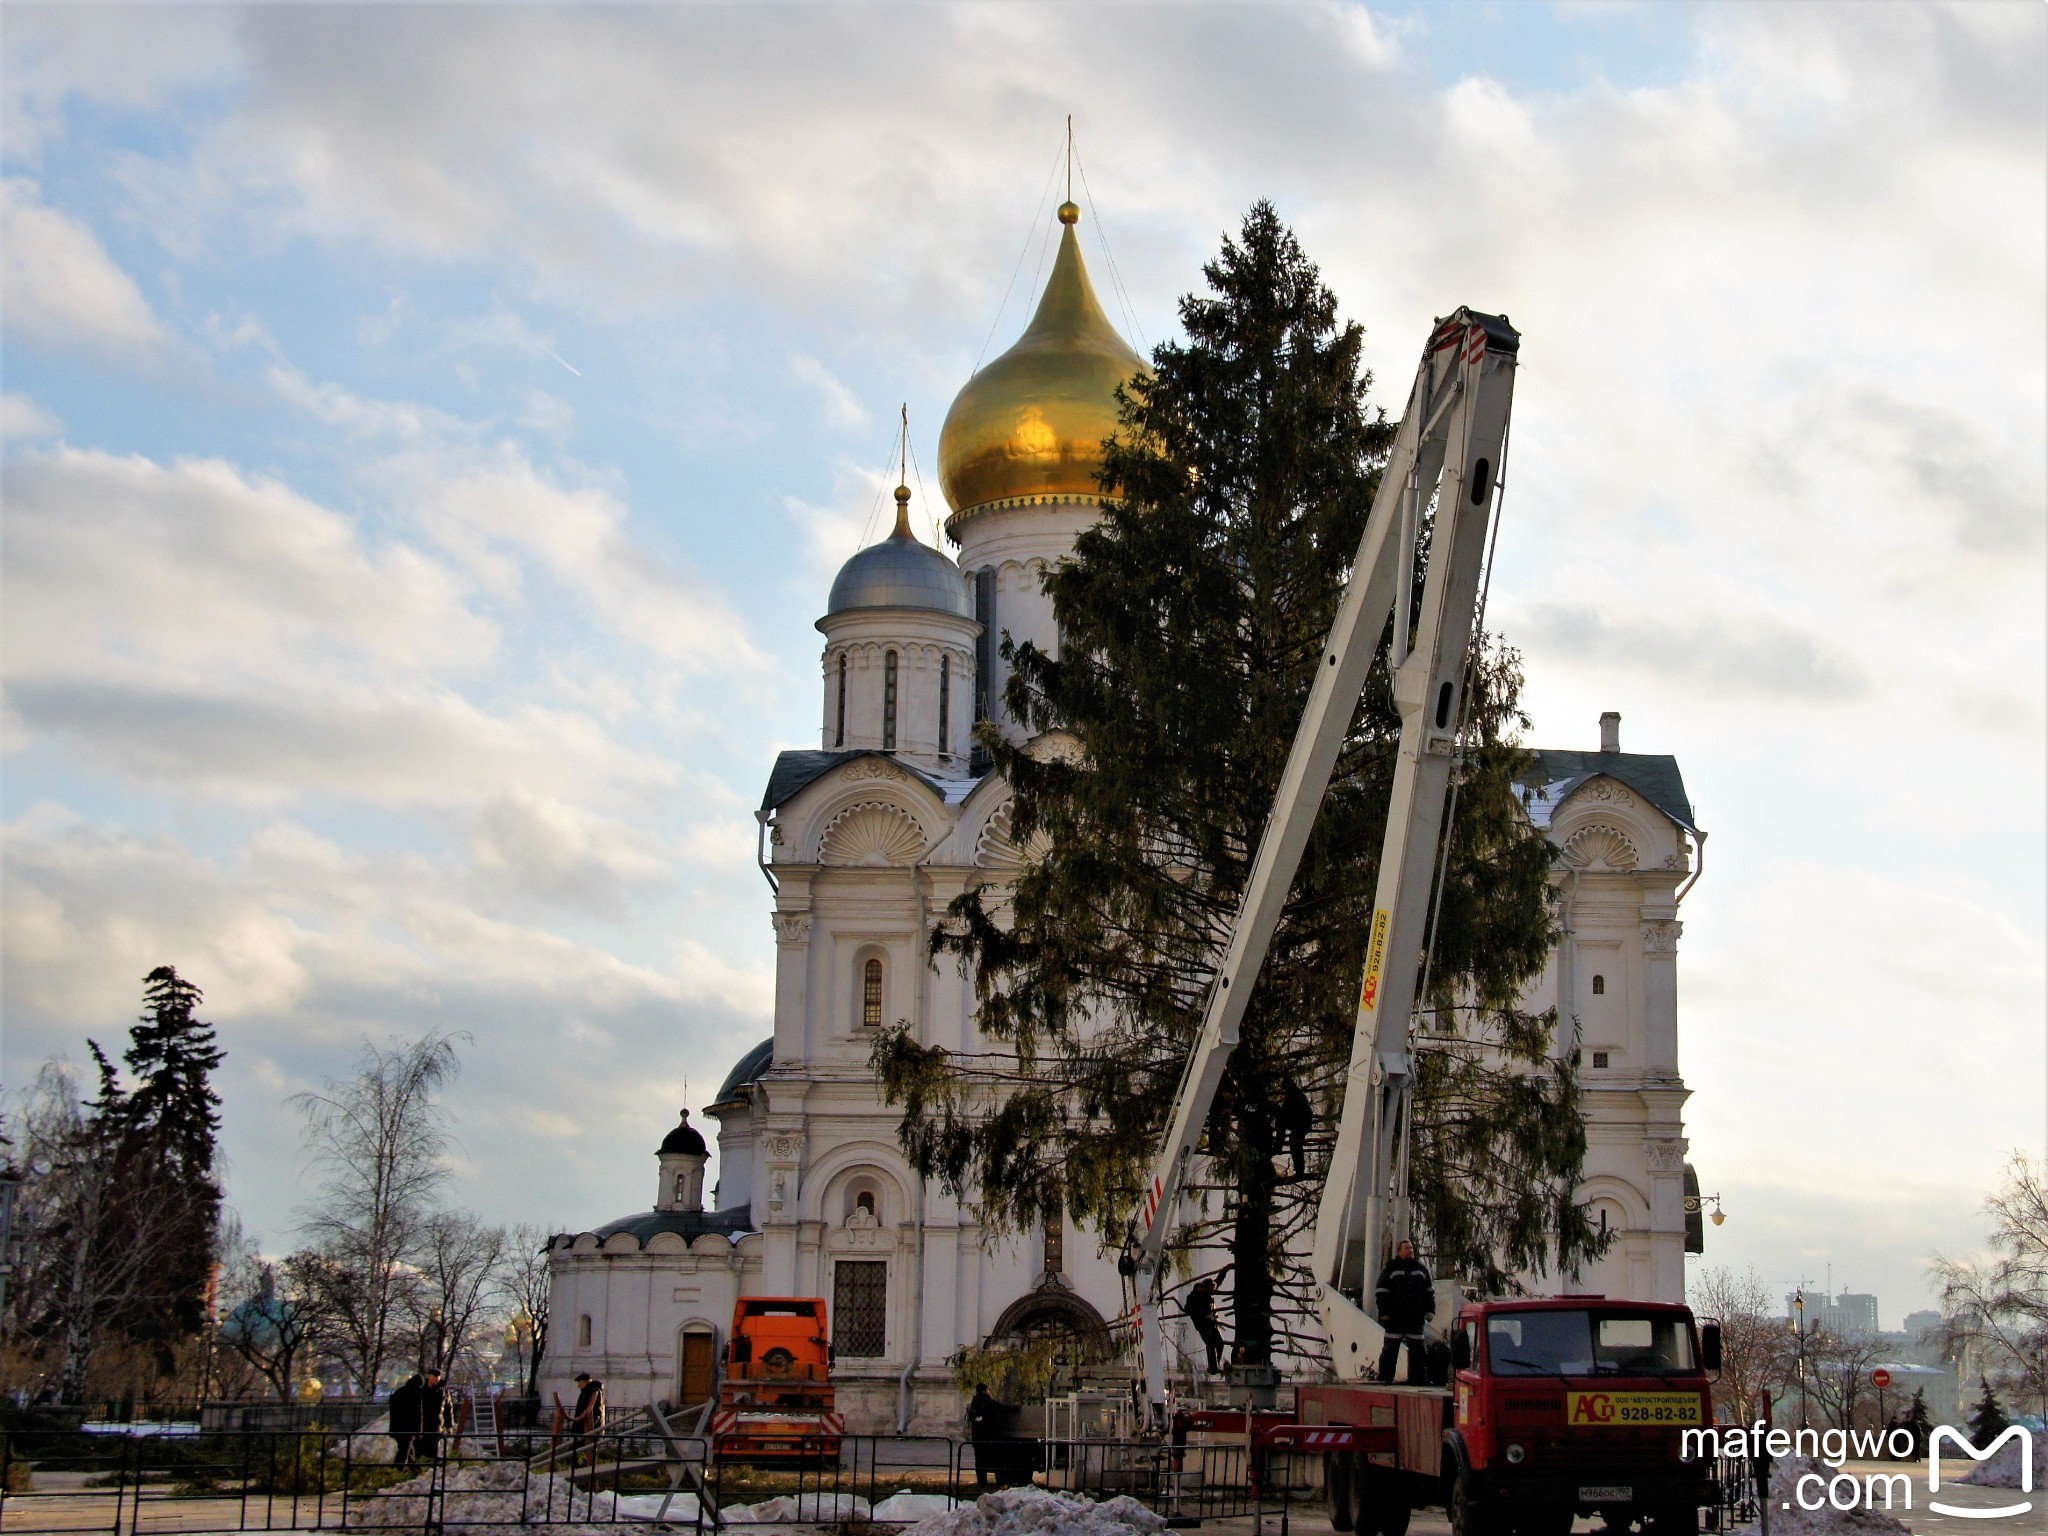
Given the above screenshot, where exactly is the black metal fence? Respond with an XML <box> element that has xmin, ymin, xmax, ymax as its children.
<box><xmin>0</xmin><ymin>1421</ymin><xmax>1762</xmax><ymax>1534</ymax></box>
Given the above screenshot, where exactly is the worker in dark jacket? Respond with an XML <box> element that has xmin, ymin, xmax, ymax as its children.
<box><xmin>1276</xmin><ymin>1078</ymin><xmax>1313</xmax><ymax>1179</ymax></box>
<box><xmin>1374</xmin><ymin>1239</ymin><xmax>1435</xmax><ymax>1385</ymax></box>
<box><xmin>1185</xmin><ymin>1266</ymin><xmax>1231</xmax><ymax>1375</ymax></box>
<box><xmin>387</xmin><ymin>1373</ymin><xmax>424</xmax><ymax>1468</ymax></box>
<box><xmin>416</xmin><ymin>1369</ymin><xmax>450</xmax><ymax>1462</ymax></box>
<box><xmin>968</xmin><ymin>1385</ymin><xmax>1004</xmax><ymax>1489</ymax></box>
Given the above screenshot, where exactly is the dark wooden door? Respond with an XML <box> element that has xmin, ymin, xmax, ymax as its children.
<box><xmin>680</xmin><ymin>1331</ymin><xmax>716</xmax><ymax>1406</ymax></box>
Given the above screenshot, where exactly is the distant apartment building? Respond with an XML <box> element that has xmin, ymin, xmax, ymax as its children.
<box><xmin>1788</xmin><ymin>1289</ymin><xmax>1881</xmax><ymax>1337</ymax></box>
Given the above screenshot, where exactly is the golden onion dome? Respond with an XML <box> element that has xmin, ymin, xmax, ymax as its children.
<box><xmin>938</xmin><ymin>200</ymin><xmax>1148</xmax><ymax>532</ymax></box>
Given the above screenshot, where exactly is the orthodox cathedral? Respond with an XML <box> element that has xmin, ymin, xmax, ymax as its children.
<box><xmin>541</xmin><ymin>201</ymin><xmax>1706</xmax><ymax>1432</ymax></box>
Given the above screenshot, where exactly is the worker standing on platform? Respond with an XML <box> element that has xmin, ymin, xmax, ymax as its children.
<box><xmin>1185</xmin><ymin>1267</ymin><xmax>1231</xmax><ymax>1375</ymax></box>
<box><xmin>1373</xmin><ymin>1240</ymin><xmax>1434</xmax><ymax>1384</ymax></box>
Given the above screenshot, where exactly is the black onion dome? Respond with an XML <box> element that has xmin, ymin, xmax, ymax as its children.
<box><xmin>658</xmin><ymin>1111</ymin><xmax>708</xmax><ymax>1156</ymax></box>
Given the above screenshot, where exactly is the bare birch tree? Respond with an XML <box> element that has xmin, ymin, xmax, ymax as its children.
<box><xmin>292</xmin><ymin>1033</ymin><xmax>462</xmax><ymax>1392</ymax></box>
<box><xmin>496</xmin><ymin>1224</ymin><xmax>554</xmax><ymax>1397</ymax></box>
<box><xmin>409</xmin><ymin>1212</ymin><xmax>507</xmax><ymax>1376</ymax></box>
<box><xmin>1934</xmin><ymin>1151</ymin><xmax>2048</xmax><ymax>1420</ymax></box>
<box><xmin>1689</xmin><ymin>1265</ymin><xmax>1796</xmax><ymax>1425</ymax></box>
<box><xmin>13</xmin><ymin>1060</ymin><xmax>189</xmax><ymax>1399</ymax></box>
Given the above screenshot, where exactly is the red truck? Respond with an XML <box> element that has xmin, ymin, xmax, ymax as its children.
<box><xmin>1268</xmin><ymin>1297</ymin><xmax>1722</xmax><ymax>1536</ymax></box>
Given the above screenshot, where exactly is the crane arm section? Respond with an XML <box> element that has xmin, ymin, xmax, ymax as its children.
<box><xmin>1130</xmin><ymin>310</ymin><xmax>1519</xmax><ymax>1408</ymax></box>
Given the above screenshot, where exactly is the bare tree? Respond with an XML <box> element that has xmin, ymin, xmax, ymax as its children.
<box><xmin>12</xmin><ymin>1061</ymin><xmax>191</xmax><ymax>1399</ymax></box>
<box><xmin>292</xmin><ymin>1033</ymin><xmax>463</xmax><ymax>1393</ymax></box>
<box><xmin>217</xmin><ymin>1246</ymin><xmax>334</xmax><ymax>1403</ymax></box>
<box><xmin>1934</xmin><ymin>1151</ymin><xmax>2048</xmax><ymax>1420</ymax></box>
<box><xmin>497</xmin><ymin>1224</ymin><xmax>554</xmax><ymax>1397</ymax></box>
<box><xmin>1807</xmin><ymin>1327</ymin><xmax>1886</xmax><ymax>1430</ymax></box>
<box><xmin>409</xmin><ymin>1213</ymin><xmax>507</xmax><ymax>1377</ymax></box>
<box><xmin>1690</xmin><ymin>1265</ymin><xmax>1795</xmax><ymax>1425</ymax></box>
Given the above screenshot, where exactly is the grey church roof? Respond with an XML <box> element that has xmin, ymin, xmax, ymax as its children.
<box><xmin>760</xmin><ymin>749</ymin><xmax>962</xmax><ymax>811</ymax></box>
<box><xmin>1517</xmin><ymin>750</ymin><xmax>1697</xmax><ymax>833</ymax></box>
<box><xmin>589</xmin><ymin>1205</ymin><xmax>754</xmax><ymax>1242</ymax></box>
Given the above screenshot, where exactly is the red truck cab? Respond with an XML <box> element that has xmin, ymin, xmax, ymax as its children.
<box><xmin>1295</xmin><ymin>1296</ymin><xmax>1721</xmax><ymax>1536</ymax></box>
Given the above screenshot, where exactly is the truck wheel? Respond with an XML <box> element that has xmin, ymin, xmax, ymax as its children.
<box><xmin>1329</xmin><ymin>1453</ymin><xmax>1357</xmax><ymax>1533</ymax></box>
<box><xmin>1450</xmin><ymin>1474</ymin><xmax>1498</xmax><ymax>1536</ymax></box>
<box><xmin>1360</xmin><ymin>1464</ymin><xmax>1410</xmax><ymax>1536</ymax></box>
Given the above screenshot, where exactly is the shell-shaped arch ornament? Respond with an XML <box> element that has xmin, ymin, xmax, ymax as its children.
<box><xmin>819</xmin><ymin>800</ymin><xmax>929</xmax><ymax>866</ymax></box>
<box><xmin>1560</xmin><ymin>822</ymin><xmax>1640</xmax><ymax>871</ymax></box>
<box><xmin>974</xmin><ymin>800</ymin><xmax>1052</xmax><ymax>871</ymax></box>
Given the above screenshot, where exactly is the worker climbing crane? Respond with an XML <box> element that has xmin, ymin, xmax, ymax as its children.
<box><xmin>1128</xmin><ymin>306</ymin><xmax>1520</xmax><ymax>1411</ymax></box>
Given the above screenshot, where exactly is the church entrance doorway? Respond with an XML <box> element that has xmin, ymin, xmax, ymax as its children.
<box><xmin>678</xmin><ymin>1328</ymin><xmax>716</xmax><ymax>1409</ymax></box>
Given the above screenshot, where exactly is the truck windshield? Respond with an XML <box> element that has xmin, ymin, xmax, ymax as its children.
<box><xmin>1486</xmin><ymin>1311</ymin><xmax>1695</xmax><ymax>1377</ymax></box>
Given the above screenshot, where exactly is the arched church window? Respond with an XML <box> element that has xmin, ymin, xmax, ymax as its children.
<box><xmin>862</xmin><ymin>957</ymin><xmax>883</xmax><ymax>1029</ymax></box>
<box><xmin>939</xmin><ymin>655</ymin><xmax>951</xmax><ymax>753</ymax></box>
<box><xmin>835</xmin><ymin>652</ymin><xmax>847</xmax><ymax>749</ymax></box>
<box><xmin>1591</xmin><ymin>974</ymin><xmax>1606</xmax><ymax>995</ymax></box>
<box><xmin>883</xmin><ymin>651</ymin><xmax>898</xmax><ymax>751</ymax></box>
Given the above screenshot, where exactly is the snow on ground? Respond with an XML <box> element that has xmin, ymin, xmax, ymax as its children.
<box><xmin>344</xmin><ymin>1459</ymin><xmax>624</xmax><ymax>1532</ymax></box>
<box><xmin>1728</xmin><ymin>1456</ymin><xmax>1910</xmax><ymax>1536</ymax></box>
<box><xmin>1956</xmin><ymin>1432</ymin><xmax>2047</xmax><ymax>1489</ymax></box>
<box><xmin>902</xmin><ymin>1487</ymin><xmax>1166</xmax><ymax>1536</ymax></box>
<box><xmin>871</xmin><ymin>1492</ymin><xmax>964</xmax><ymax>1522</ymax></box>
<box><xmin>723</xmin><ymin>1492</ymin><xmax>871</xmax><ymax>1522</ymax></box>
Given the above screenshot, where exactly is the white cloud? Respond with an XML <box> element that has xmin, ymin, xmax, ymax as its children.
<box><xmin>383</xmin><ymin>441</ymin><xmax>769</xmax><ymax>671</ymax></box>
<box><xmin>266</xmin><ymin>362</ymin><xmax>462</xmax><ymax>441</ymax></box>
<box><xmin>469</xmin><ymin>788</ymin><xmax>671</xmax><ymax>917</ymax></box>
<box><xmin>791</xmin><ymin>355</ymin><xmax>870</xmax><ymax>431</ymax></box>
<box><xmin>1</xmin><ymin>178</ymin><xmax>166</xmax><ymax>359</ymax></box>
<box><xmin>0</xmin><ymin>392</ymin><xmax>59</xmax><ymax>439</ymax></box>
<box><xmin>0</xmin><ymin>446</ymin><xmax>686</xmax><ymax>807</ymax></box>
<box><xmin>1</xmin><ymin>806</ymin><xmax>773</xmax><ymax>1239</ymax></box>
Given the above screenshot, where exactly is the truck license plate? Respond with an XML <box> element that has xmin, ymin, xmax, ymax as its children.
<box><xmin>1566</xmin><ymin>1391</ymin><xmax>1703</xmax><ymax>1426</ymax></box>
<box><xmin>1579</xmin><ymin>1486</ymin><xmax>1632</xmax><ymax>1503</ymax></box>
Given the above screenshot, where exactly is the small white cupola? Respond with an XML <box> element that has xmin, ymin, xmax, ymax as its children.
<box><xmin>816</xmin><ymin>412</ymin><xmax>980</xmax><ymax>773</ymax></box>
<box><xmin>655</xmin><ymin>1108</ymin><xmax>709</xmax><ymax>1214</ymax></box>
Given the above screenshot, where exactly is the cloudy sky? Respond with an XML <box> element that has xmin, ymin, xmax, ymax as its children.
<box><xmin>4</xmin><ymin>2</ymin><xmax>2042</xmax><ymax>1324</ymax></box>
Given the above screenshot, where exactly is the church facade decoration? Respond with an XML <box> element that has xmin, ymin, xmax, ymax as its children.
<box><xmin>542</xmin><ymin>198</ymin><xmax>1704</xmax><ymax>1430</ymax></box>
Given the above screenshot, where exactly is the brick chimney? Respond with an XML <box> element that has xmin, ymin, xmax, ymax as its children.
<box><xmin>1599</xmin><ymin>711</ymin><xmax>1621</xmax><ymax>753</ymax></box>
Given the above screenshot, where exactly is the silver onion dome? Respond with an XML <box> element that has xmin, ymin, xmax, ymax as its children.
<box><xmin>826</xmin><ymin>487</ymin><xmax>973</xmax><ymax>620</ymax></box>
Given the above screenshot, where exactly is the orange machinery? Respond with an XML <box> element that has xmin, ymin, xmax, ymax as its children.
<box><xmin>709</xmin><ymin>1297</ymin><xmax>845</xmax><ymax>1463</ymax></box>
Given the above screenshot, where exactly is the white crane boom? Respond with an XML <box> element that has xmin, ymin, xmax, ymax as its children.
<box><xmin>1130</xmin><ymin>309</ymin><xmax>1519</xmax><ymax>1410</ymax></box>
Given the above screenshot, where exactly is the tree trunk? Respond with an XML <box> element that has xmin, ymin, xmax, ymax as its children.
<box><xmin>1231</xmin><ymin>1099</ymin><xmax>1277</xmax><ymax>1369</ymax></box>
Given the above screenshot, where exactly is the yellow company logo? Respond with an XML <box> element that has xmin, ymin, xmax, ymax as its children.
<box><xmin>1359</xmin><ymin>909</ymin><xmax>1391</xmax><ymax>1012</ymax></box>
<box><xmin>1565</xmin><ymin>1391</ymin><xmax>1702</xmax><ymax>1426</ymax></box>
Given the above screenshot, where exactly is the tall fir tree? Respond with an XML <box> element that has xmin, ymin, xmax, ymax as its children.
<box><xmin>101</xmin><ymin>966</ymin><xmax>225</xmax><ymax>1353</ymax></box>
<box><xmin>1966</xmin><ymin>1376</ymin><xmax>2011</xmax><ymax>1449</ymax></box>
<box><xmin>877</xmin><ymin>203</ymin><xmax>1600</xmax><ymax>1369</ymax></box>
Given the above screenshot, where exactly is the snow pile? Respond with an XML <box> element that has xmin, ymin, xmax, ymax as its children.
<box><xmin>872</xmin><ymin>1492</ymin><xmax>963</xmax><ymax>1522</ymax></box>
<box><xmin>339</xmin><ymin>1417</ymin><xmax>395</xmax><ymax>1465</ymax></box>
<box><xmin>725</xmin><ymin>1492</ymin><xmax>871</xmax><ymax>1522</ymax></box>
<box><xmin>903</xmin><ymin>1487</ymin><xmax>1165</xmax><ymax>1536</ymax></box>
<box><xmin>1728</xmin><ymin>1456</ymin><xmax>1909</xmax><ymax>1536</ymax></box>
<box><xmin>344</xmin><ymin>1460</ymin><xmax>624</xmax><ymax>1533</ymax></box>
<box><xmin>1957</xmin><ymin>1432</ymin><xmax>2048</xmax><ymax>1489</ymax></box>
